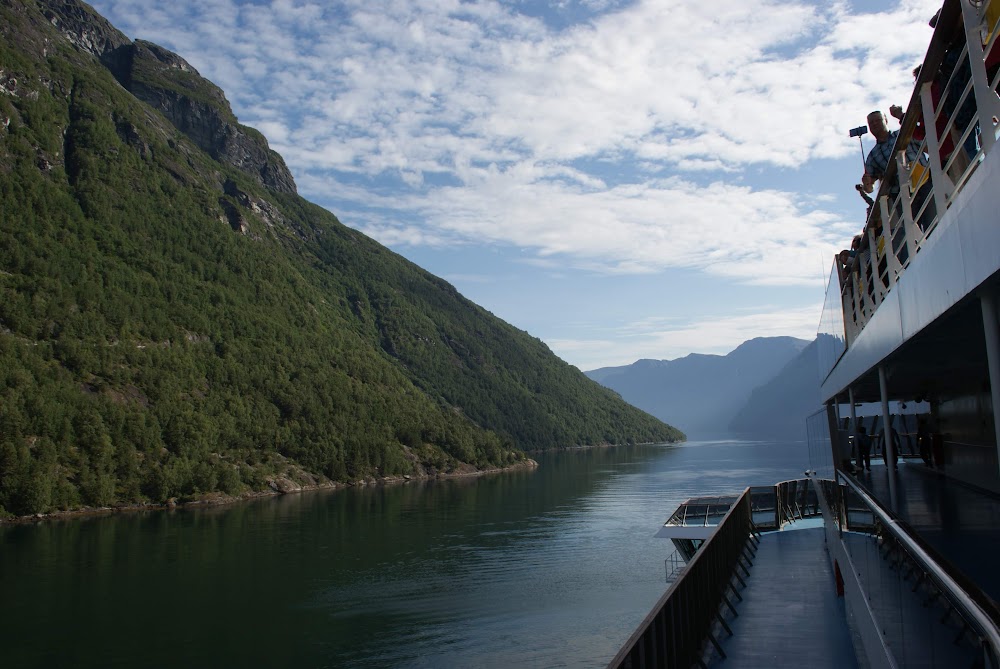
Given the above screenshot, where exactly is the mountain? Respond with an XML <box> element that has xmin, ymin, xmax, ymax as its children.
<box><xmin>0</xmin><ymin>0</ymin><xmax>682</xmax><ymax>517</ymax></box>
<box><xmin>586</xmin><ymin>337</ymin><xmax>809</xmax><ymax>438</ymax></box>
<box><xmin>728</xmin><ymin>338</ymin><xmax>822</xmax><ymax>440</ymax></box>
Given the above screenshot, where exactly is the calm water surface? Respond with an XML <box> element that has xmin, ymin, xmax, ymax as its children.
<box><xmin>1</xmin><ymin>439</ymin><xmax>809</xmax><ymax>668</ymax></box>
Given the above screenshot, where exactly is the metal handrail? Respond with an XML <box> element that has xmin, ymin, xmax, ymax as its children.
<box><xmin>839</xmin><ymin>473</ymin><xmax>1000</xmax><ymax>667</ymax></box>
<box><xmin>664</xmin><ymin>549</ymin><xmax>685</xmax><ymax>583</ymax></box>
<box><xmin>607</xmin><ymin>488</ymin><xmax>753</xmax><ymax>668</ymax></box>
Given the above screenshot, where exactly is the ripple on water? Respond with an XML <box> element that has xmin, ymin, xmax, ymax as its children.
<box><xmin>1</xmin><ymin>440</ymin><xmax>811</xmax><ymax>669</ymax></box>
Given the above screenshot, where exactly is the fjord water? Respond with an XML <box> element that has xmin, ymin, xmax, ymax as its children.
<box><xmin>1</xmin><ymin>439</ymin><xmax>808</xmax><ymax>668</ymax></box>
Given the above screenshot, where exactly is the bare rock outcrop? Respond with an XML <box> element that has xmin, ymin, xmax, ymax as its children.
<box><xmin>39</xmin><ymin>0</ymin><xmax>297</xmax><ymax>195</ymax></box>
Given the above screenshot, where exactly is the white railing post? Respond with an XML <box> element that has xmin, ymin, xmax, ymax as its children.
<box><xmin>894</xmin><ymin>152</ymin><xmax>921</xmax><ymax>265</ymax></box>
<box><xmin>919</xmin><ymin>81</ymin><xmax>955</xmax><ymax>219</ymax></box>
<box><xmin>962</xmin><ymin>0</ymin><xmax>1000</xmax><ymax>153</ymax></box>
<box><xmin>865</xmin><ymin>222</ymin><xmax>877</xmax><ymax>297</ymax></box>
<box><xmin>876</xmin><ymin>197</ymin><xmax>896</xmax><ymax>292</ymax></box>
<box><xmin>856</xmin><ymin>269</ymin><xmax>868</xmax><ymax>322</ymax></box>
<box><xmin>850</xmin><ymin>273</ymin><xmax>860</xmax><ymax>324</ymax></box>
<box><xmin>841</xmin><ymin>286</ymin><xmax>856</xmax><ymax>345</ymax></box>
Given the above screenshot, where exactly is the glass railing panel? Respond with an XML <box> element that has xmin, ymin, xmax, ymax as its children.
<box><xmin>806</xmin><ymin>408</ymin><xmax>836</xmax><ymax>479</ymax></box>
<box><xmin>835</xmin><ymin>474</ymin><xmax>1000</xmax><ymax>668</ymax></box>
<box><xmin>749</xmin><ymin>486</ymin><xmax>778</xmax><ymax>530</ymax></box>
<box><xmin>818</xmin><ymin>264</ymin><xmax>848</xmax><ymax>378</ymax></box>
<box><xmin>840</xmin><ymin>489</ymin><xmax>971</xmax><ymax>666</ymax></box>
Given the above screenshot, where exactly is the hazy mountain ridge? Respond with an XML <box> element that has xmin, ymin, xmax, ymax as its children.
<box><xmin>728</xmin><ymin>338</ymin><xmax>822</xmax><ymax>439</ymax></box>
<box><xmin>0</xmin><ymin>0</ymin><xmax>682</xmax><ymax>517</ymax></box>
<box><xmin>586</xmin><ymin>337</ymin><xmax>811</xmax><ymax>438</ymax></box>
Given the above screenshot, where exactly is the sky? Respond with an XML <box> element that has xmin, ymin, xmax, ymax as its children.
<box><xmin>89</xmin><ymin>0</ymin><xmax>942</xmax><ymax>370</ymax></box>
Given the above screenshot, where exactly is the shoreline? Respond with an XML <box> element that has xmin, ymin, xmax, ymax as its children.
<box><xmin>0</xmin><ymin>458</ymin><xmax>540</xmax><ymax>525</ymax></box>
<box><xmin>525</xmin><ymin>439</ymin><xmax>684</xmax><ymax>454</ymax></box>
<box><xmin>2</xmin><ymin>440</ymin><xmax>686</xmax><ymax>525</ymax></box>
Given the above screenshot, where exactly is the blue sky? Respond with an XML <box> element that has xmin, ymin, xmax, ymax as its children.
<box><xmin>89</xmin><ymin>0</ymin><xmax>941</xmax><ymax>370</ymax></box>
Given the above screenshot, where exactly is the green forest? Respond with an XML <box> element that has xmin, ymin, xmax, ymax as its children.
<box><xmin>0</xmin><ymin>0</ymin><xmax>682</xmax><ymax>517</ymax></box>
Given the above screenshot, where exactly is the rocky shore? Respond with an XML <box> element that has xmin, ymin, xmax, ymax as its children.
<box><xmin>0</xmin><ymin>458</ymin><xmax>539</xmax><ymax>525</ymax></box>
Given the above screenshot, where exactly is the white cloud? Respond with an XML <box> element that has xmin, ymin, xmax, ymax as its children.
<box><xmin>92</xmin><ymin>0</ymin><xmax>935</xmax><ymax>285</ymax></box>
<box><xmin>366</xmin><ymin>173</ymin><xmax>857</xmax><ymax>285</ymax></box>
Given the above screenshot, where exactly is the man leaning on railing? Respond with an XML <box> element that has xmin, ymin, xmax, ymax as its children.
<box><xmin>861</xmin><ymin>105</ymin><xmax>918</xmax><ymax>197</ymax></box>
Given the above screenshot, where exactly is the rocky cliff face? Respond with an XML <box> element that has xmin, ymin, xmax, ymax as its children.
<box><xmin>41</xmin><ymin>0</ymin><xmax>130</xmax><ymax>61</ymax></box>
<box><xmin>40</xmin><ymin>0</ymin><xmax>297</xmax><ymax>195</ymax></box>
<box><xmin>124</xmin><ymin>40</ymin><xmax>297</xmax><ymax>194</ymax></box>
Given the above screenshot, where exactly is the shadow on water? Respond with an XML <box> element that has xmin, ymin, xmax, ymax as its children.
<box><xmin>0</xmin><ymin>439</ymin><xmax>809</xmax><ymax>668</ymax></box>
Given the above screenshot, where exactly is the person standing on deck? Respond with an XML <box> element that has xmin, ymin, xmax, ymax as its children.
<box><xmin>877</xmin><ymin>424</ymin><xmax>902</xmax><ymax>469</ymax></box>
<box><xmin>917</xmin><ymin>417</ymin><xmax>933</xmax><ymax>466</ymax></box>
<box><xmin>855</xmin><ymin>425</ymin><xmax>872</xmax><ymax>472</ymax></box>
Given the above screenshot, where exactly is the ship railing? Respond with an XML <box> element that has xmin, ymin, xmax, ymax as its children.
<box><xmin>607</xmin><ymin>487</ymin><xmax>756</xmax><ymax>669</ymax></box>
<box><xmin>728</xmin><ymin>483</ymin><xmax>823</xmax><ymax>532</ymax></box>
<box><xmin>664</xmin><ymin>549</ymin><xmax>685</xmax><ymax>583</ymax></box>
<box><xmin>609</xmin><ymin>480</ymin><xmax>825</xmax><ymax>668</ymax></box>
<box><xmin>836</xmin><ymin>473</ymin><xmax>1000</xmax><ymax>668</ymax></box>
<box><xmin>836</xmin><ymin>0</ymin><xmax>1000</xmax><ymax>347</ymax></box>
<box><xmin>664</xmin><ymin>496</ymin><xmax>737</xmax><ymax>528</ymax></box>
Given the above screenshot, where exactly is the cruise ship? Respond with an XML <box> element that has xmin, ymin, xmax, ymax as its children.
<box><xmin>609</xmin><ymin>0</ymin><xmax>1000</xmax><ymax>666</ymax></box>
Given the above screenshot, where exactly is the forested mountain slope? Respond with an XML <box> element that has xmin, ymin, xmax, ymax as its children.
<box><xmin>0</xmin><ymin>0</ymin><xmax>682</xmax><ymax>517</ymax></box>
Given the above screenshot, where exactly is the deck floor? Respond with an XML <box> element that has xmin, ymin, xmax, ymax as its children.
<box><xmin>705</xmin><ymin>464</ymin><xmax>1000</xmax><ymax>667</ymax></box>
<box><xmin>707</xmin><ymin>527</ymin><xmax>859</xmax><ymax>669</ymax></box>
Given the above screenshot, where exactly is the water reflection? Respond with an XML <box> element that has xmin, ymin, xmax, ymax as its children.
<box><xmin>837</xmin><ymin>484</ymin><xmax>981</xmax><ymax>668</ymax></box>
<box><xmin>1</xmin><ymin>439</ymin><xmax>809</xmax><ymax>668</ymax></box>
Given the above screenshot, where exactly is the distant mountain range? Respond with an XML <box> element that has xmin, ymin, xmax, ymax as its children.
<box><xmin>728</xmin><ymin>338</ymin><xmax>823</xmax><ymax>439</ymax></box>
<box><xmin>587</xmin><ymin>337</ymin><xmax>821</xmax><ymax>439</ymax></box>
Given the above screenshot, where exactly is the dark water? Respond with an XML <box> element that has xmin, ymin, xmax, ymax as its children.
<box><xmin>0</xmin><ymin>439</ymin><xmax>809</xmax><ymax>668</ymax></box>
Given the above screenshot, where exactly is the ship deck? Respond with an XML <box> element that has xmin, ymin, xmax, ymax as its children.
<box><xmin>707</xmin><ymin>527</ymin><xmax>859</xmax><ymax>668</ymax></box>
<box><xmin>706</xmin><ymin>465</ymin><xmax>1000</xmax><ymax>669</ymax></box>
